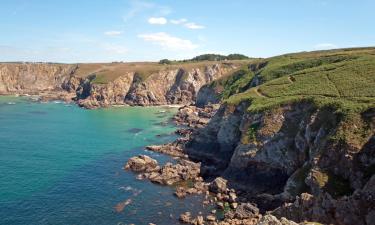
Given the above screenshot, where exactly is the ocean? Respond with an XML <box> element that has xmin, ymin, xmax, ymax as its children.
<box><xmin>0</xmin><ymin>96</ymin><xmax>206</xmax><ymax>225</ymax></box>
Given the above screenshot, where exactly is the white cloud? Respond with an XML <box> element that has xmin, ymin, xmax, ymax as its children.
<box><xmin>138</xmin><ymin>32</ymin><xmax>198</xmax><ymax>51</ymax></box>
<box><xmin>103</xmin><ymin>44</ymin><xmax>128</xmax><ymax>54</ymax></box>
<box><xmin>104</xmin><ymin>31</ymin><xmax>123</xmax><ymax>36</ymax></box>
<box><xmin>184</xmin><ymin>22</ymin><xmax>205</xmax><ymax>30</ymax></box>
<box><xmin>170</xmin><ymin>19</ymin><xmax>206</xmax><ymax>29</ymax></box>
<box><xmin>148</xmin><ymin>17</ymin><xmax>167</xmax><ymax>25</ymax></box>
<box><xmin>170</xmin><ymin>18</ymin><xmax>187</xmax><ymax>24</ymax></box>
<box><xmin>313</xmin><ymin>43</ymin><xmax>338</xmax><ymax>50</ymax></box>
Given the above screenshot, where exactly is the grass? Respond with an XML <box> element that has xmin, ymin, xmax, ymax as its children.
<box><xmin>224</xmin><ymin>47</ymin><xmax>375</xmax><ymax>114</ymax></box>
<box><xmin>209</xmin><ymin>66</ymin><xmax>255</xmax><ymax>99</ymax></box>
<box><xmin>73</xmin><ymin>60</ymin><xmax>253</xmax><ymax>84</ymax></box>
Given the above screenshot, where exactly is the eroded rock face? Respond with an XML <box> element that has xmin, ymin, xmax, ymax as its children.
<box><xmin>77</xmin><ymin>72</ymin><xmax>134</xmax><ymax>108</ymax></box>
<box><xmin>0</xmin><ymin>63</ymin><xmax>77</xmax><ymax>94</ymax></box>
<box><xmin>124</xmin><ymin>64</ymin><xmax>233</xmax><ymax>106</ymax></box>
<box><xmin>273</xmin><ymin>174</ymin><xmax>375</xmax><ymax>225</ymax></box>
<box><xmin>0</xmin><ymin>63</ymin><xmax>237</xmax><ymax>108</ymax></box>
<box><xmin>184</xmin><ymin>101</ymin><xmax>374</xmax><ymax>224</ymax></box>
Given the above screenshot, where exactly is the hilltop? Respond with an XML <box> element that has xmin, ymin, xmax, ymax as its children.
<box><xmin>196</xmin><ymin>47</ymin><xmax>375</xmax><ymax>113</ymax></box>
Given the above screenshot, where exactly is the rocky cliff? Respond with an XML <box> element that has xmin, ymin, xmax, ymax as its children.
<box><xmin>0</xmin><ymin>63</ymin><xmax>76</xmax><ymax>94</ymax></box>
<box><xmin>184</xmin><ymin>100</ymin><xmax>374</xmax><ymax>224</ymax></box>
<box><xmin>181</xmin><ymin>48</ymin><xmax>375</xmax><ymax>224</ymax></box>
<box><xmin>0</xmin><ymin>62</ymin><xmax>238</xmax><ymax>108</ymax></box>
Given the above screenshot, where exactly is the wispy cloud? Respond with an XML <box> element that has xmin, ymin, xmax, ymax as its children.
<box><xmin>313</xmin><ymin>43</ymin><xmax>338</xmax><ymax>50</ymax></box>
<box><xmin>169</xmin><ymin>18</ymin><xmax>205</xmax><ymax>29</ymax></box>
<box><xmin>104</xmin><ymin>31</ymin><xmax>123</xmax><ymax>36</ymax></box>
<box><xmin>138</xmin><ymin>32</ymin><xmax>198</xmax><ymax>51</ymax></box>
<box><xmin>170</xmin><ymin>18</ymin><xmax>187</xmax><ymax>25</ymax></box>
<box><xmin>148</xmin><ymin>17</ymin><xmax>167</xmax><ymax>25</ymax></box>
<box><xmin>184</xmin><ymin>22</ymin><xmax>205</xmax><ymax>30</ymax></box>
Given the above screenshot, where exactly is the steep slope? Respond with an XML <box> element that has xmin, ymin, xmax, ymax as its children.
<box><xmin>184</xmin><ymin>48</ymin><xmax>375</xmax><ymax>224</ymax></box>
<box><xmin>0</xmin><ymin>63</ymin><xmax>76</xmax><ymax>94</ymax></box>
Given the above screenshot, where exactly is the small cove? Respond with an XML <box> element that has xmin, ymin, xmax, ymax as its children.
<box><xmin>0</xmin><ymin>96</ymin><xmax>208</xmax><ymax>225</ymax></box>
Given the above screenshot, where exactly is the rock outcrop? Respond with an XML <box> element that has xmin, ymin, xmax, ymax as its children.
<box><xmin>182</xmin><ymin>100</ymin><xmax>374</xmax><ymax>224</ymax></box>
<box><xmin>0</xmin><ymin>62</ymin><xmax>237</xmax><ymax>108</ymax></box>
<box><xmin>0</xmin><ymin>63</ymin><xmax>77</xmax><ymax>94</ymax></box>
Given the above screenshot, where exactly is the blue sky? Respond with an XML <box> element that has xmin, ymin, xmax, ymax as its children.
<box><xmin>1</xmin><ymin>0</ymin><xmax>374</xmax><ymax>62</ymax></box>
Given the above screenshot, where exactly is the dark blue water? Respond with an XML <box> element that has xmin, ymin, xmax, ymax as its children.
<box><xmin>0</xmin><ymin>96</ymin><xmax>207</xmax><ymax>225</ymax></box>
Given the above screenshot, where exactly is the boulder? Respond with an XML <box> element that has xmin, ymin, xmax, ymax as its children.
<box><xmin>180</xmin><ymin>212</ymin><xmax>192</xmax><ymax>223</ymax></box>
<box><xmin>124</xmin><ymin>155</ymin><xmax>159</xmax><ymax>172</ymax></box>
<box><xmin>210</xmin><ymin>177</ymin><xmax>228</xmax><ymax>193</ymax></box>
<box><xmin>234</xmin><ymin>203</ymin><xmax>260</xmax><ymax>219</ymax></box>
<box><xmin>255</xmin><ymin>215</ymin><xmax>298</xmax><ymax>225</ymax></box>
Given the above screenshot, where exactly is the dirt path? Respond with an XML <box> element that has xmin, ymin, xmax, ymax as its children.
<box><xmin>325</xmin><ymin>74</ymin><xmax>341</xmax><ymax>97</ymax></box>
<box><xmin>254</xmin><ymin>87</ymin><xmax>267</xmax><ymax>98</ymax></box>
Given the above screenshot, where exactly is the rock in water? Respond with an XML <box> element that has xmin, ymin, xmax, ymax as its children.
<box><xmin>179</xmin><ymin>212</ymin><xmax>192</xmax><ymax>223</ymax></box>
<box><xmin>125</xmin><ymin>155</ymin><xmax>159</xmax><ymax>172</ymax></box>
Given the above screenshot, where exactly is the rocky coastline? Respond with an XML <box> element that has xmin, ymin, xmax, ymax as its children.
<box><xmin>124</xmin><ymin>105</ymin><xmax>302</xmax><ymax>225</ymax></box>
<box><xmin>125</xmin><ymin>102</ymin><xmax>374</xmax><ymax>225</ymax></box>
<box><xmin>0</xmin><ymin>62</ymin><xmax>236</xmax><ymax>109</ymax></box>
<box><xmin>1</xmin><ymin>59</ymin><xmax>374</xmax><ymax>225</ymax></box>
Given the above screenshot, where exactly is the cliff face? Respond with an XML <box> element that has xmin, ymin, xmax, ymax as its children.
<box><xmin>0</xmin><ymin>63</ymin><xmax>76</xmax><ymax>94</ymax></box>
<box><xmin>185</xmin><ymin>102</ymin><xmax>374</xmax><ymax>224</ymax></box>
<box><xmin>0</xmin><ymin>63</ymin><xmax>236</xmax><ymax>107</ymax></box>
<box><xmin>124</xmin><ymin>64</ymin><xmax>232</xmax><ymax>106</ymax></box>
<box><xmin>77</xmin><ymin>72</ymin><xmax>134</xmax><ymax>108</ymax></box>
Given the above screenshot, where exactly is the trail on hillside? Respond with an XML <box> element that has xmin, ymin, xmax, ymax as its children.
<box><xmin>254</xmin><ymin>87</ymin><xmax>267</xmax><ymax>97</ymax></box>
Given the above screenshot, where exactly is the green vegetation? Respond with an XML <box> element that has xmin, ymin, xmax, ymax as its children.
<box><xmin>75</xmin><ymin>60</ymin><xmax>252</xmax><ymax>84</ymax></box>
<box><xmin>159</xmin><ymin>53</ymin><xmax>250</xmax><ymax>64</ymax></box>
<box><xmin>248</xmin><ymin>123</ymin><xmax>260</xmax><ymax>142</ymax></box>
<box><xmin>209</xmin><ymin>66</ymin><xmax>255</xmax><ymax>99</ymax></box>
<box><xmin>223</xmin><ymin>47</ymin><xmax>375</xmax><ymax>114</ymax></box>
<box><xmin>240</xmin><ymin>122</ymin><xmax>260</xmax><ymax>145</ymax></box>
<box><xmin>190</xmin><ymin>53</ymin><xmax>249</xmax><ymax>61</ymax></box>
<box><xmin>91</xmin><ymin>74</ymin><xmax>109</xmax><ymax>84</ymax></box>
<box><xmin>159</xmin><ymin>59</ymin><xmax>172</xmax><ymax>65</ymax></box>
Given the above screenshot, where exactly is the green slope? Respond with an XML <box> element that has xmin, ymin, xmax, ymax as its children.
<box><xmin>220</xmin><ymin>47</ymin><xmax>375</xmax><ymax>113</ymax></box>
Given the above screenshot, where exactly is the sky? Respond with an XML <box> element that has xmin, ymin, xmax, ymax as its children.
<box><xmin>0</xmin><ymin>0</ymin><xmax>374</xmax><ymax>63</ymax></box>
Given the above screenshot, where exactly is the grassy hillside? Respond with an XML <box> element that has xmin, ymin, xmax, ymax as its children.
<box><xmin>73</xmin><ymin>60</ymin><xmax>253</xmax><ymax>84</ymax></box>
<box><xmin>220</xmin><ymin>47</ymin><xmax>375</xmax><ymax>113</ymax></box>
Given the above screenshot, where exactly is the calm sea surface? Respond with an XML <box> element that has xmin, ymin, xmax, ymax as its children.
<box><xmin>0</xmin><ymin>96</ymin><xmax>206</xmax><ymax>225</ymax></box>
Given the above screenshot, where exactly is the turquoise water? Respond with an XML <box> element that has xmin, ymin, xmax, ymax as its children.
<box><xmin>0</xmin><ymin>96</ymin><xmax>206</xmax><ymax>225</ymax></box>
